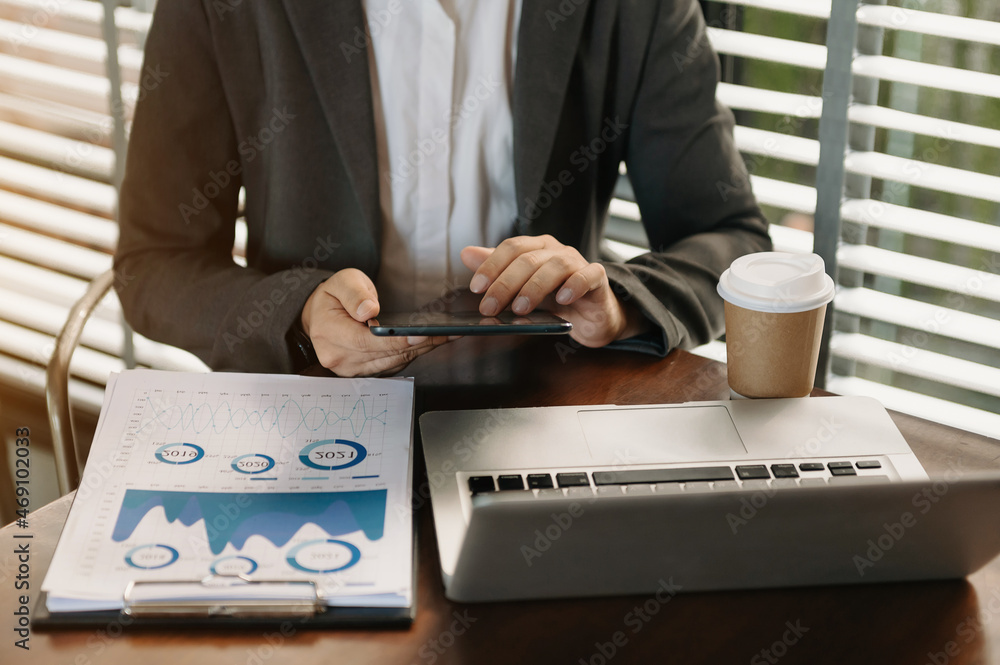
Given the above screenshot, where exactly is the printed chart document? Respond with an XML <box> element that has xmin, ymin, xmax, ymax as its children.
<box><xmin>41</xmin><ymin>370</ymin><xmax>415</xmax><ymax>615</ymax></box>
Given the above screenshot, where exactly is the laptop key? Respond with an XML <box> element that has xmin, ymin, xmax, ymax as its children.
<box><xmin>556</xmin><ymin>472</ymin><xmax>590</xmax><ymax>488</ymax></box>
<box><xmin>468</xmin><ymin>476</ymin><xmax>496</xmax><ymax>494</ymax></box>
<box><xmin>771</xmin><ymin>464</ymin><xmax>799</xmax><ymax>478</ymax></box>
<box><xmin>593</xmin><ymin>466</ymin><xmax>733</xmax><ymax>486</ymax></box>
<box><xmin>527</xmin><ymin>473</ymin><xmax>554</xmax><ymax>489</ymax></box>
<box><xmin>799</xmin><ymin>462</ymin><xmax>825</xmax><ymax>471</ymax></box>
<box><xmin>497</xmin><ymin>474</ymin><xmax>525</xmax><ymax>491</ymax></box>
<box><xmin>830</xmin><ymin>466</ymin><xmax>857</xmax><ymax>476</ymax></box>
<box><xmin>736</xmin><ymin>465</ymin><xmax>770</xmax><ymax>480</ymax></box>
<box><xmin>829</xmin><ymin>475</ymin><xmax>889</xmax><ymax>485</ymax></box>
<box><xmin>828</xmin><ymin>461</ymin><xmax>853</xmax><ymax>469</ymax></box>
<box><xmin>857</xmin><ymin>460</ymin><xmax>882</xmax><ymax>469</ymax></box>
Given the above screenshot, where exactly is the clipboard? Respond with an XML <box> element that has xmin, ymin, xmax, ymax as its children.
<box><xmin>35</xmin><ymin>371</ymin><xmax>420</xmax><ymax>631</ymax></box>
<box><xmin>32</xmin><ymin>592</ymin><xmax>414</xmax><ymax>630</ymax></box>
<box><xmin>33</xmin><ymin>519</ymin><xmax>418</xmax><ymax>630</ymax></box>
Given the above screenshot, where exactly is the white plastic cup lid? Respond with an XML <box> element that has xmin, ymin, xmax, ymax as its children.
<box><xmin>717</xmin><ymin>251</ymin><xmax>835</xmax><ymax>313</ymax></box>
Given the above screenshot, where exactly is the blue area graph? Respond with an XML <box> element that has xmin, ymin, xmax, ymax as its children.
<box><xmin>111</xmin><ymin>489</ymin><xmax>387</xmax><ymax>555</ymax></box>
<box><xmin>137</xmin><ymin>396</ymin><xmax>387</xmax><ymax>438</ymax></box>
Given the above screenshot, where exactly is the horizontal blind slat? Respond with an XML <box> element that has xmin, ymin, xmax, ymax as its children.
<box><xmin>838</xmin><ymin>245</ymin><xmax>1000</xmax><ymax>303</ymax></box>
<box><xmin>836</xmin><ymin>288</ymin><xmax>1000</xmax><ymax>349</ymax></box>
<box><xmin>856</xmin><ymin>5</ymin><xmax>1000</xmax><ymax>47</ymax></box>
<box><xmin>830</xmin><ymin>332</ymin><xmax>1000</xmax><ymax>399</ymax></box>
<box><xmin>707</xmin><ymin>27</ymin><xmax>828</xmax><ymax>70</ymax></box>
<box><xmin>841</xmin><ymin>199</ymin><xmax>1000</xmax><ymax>253</ymax></box>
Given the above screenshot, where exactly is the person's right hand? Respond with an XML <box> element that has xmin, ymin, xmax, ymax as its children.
<box><xmin>300</xmin><ymin>269</ymin><xmax>450</xmax><ymax>377</ymax></box>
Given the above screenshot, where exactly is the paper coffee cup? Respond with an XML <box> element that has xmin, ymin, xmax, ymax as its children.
<box><xmin>717</xmin><ymin>252</ymin><xmax>835</xmax><ymax>399</ymax></box>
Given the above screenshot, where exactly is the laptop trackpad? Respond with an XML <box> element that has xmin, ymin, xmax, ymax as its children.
<box><xmin>578</xmin><ymin>406</ymin><xmax>747</xmax><ymax>465</ymax></box>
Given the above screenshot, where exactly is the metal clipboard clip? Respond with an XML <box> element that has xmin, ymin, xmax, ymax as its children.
<box><xmin>122</xmin><ymin>573</ymin><xmax>326</xmax><ymax>619</ymax></box>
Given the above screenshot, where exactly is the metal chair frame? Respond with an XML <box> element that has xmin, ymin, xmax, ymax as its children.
<box><xmin>45</xmin><ymin>269</ymin><xmax>115</xmax><ymax>495</ymax></box>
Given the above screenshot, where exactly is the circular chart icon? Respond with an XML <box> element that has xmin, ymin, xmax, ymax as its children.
<box><xmin>299</xmin><ymin>439</ymin><xmax>366</xmax><ymax>471</ymax></box>
<box><xmin>231</xmin><ymin>454</ymin><xmax>275</xmax><ymax>475</ymax></box>
<box><xmin>125</xmin><ymin>544</ymin><xmax>179</xmax><ymax>570</ymax></box>
<box><xmin>210</xmin><ymin>555</ymin><xmax>258</xmax><ymax>576</ymax></box>
<box><xmin>155</xmin><ymin>442</ymin><xmax>204</xmax><ymax>465</ymax></box>
<box><xmin>285</xmin><ymin>539</ymin><xmax>361</xmax><ymax>573</ymax></box>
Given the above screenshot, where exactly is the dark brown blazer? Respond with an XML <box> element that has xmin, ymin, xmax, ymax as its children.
<box><xmin>114</xmin><ymin>0</ymin><xmax>771</xmax><ymax>373</ymax></box>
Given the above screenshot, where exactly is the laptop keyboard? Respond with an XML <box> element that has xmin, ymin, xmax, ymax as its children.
<box><xmin>466</xmin><ymin>460</ymin><xmax>890</xmax><ymax>496</ymax></box>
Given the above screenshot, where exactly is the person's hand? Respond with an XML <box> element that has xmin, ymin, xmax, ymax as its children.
<box><xmin>461</xmin><ymin>235</ymin><xmax>651</xmax><ymax>348</ymax></box>
<box><xmin>300</xmin><ymin>269</ymin><xmax>451</xmax><ymax>377</ymax></box>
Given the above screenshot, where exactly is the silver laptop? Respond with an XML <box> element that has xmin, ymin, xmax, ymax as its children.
<box><xmin>419</xmin><ymin>396</ymin><xmax>1000</xmax><ymax>602</ymax></box>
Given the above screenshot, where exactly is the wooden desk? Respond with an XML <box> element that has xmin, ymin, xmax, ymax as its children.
<box><xmin>3</xmin><ymin>339</ymin><xmax>1000</xmax><ymax>664</ymax></box>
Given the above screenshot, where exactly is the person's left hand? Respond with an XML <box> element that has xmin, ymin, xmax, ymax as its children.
<box><xmin>461</xmin><ymin>235</ymin><xmax>651</xmax><ymax>348</ymax></box>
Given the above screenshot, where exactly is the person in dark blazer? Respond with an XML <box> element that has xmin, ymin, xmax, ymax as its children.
<box><xmin>114</xmin><ymin>0</ymin><xmax>771</xmax><ymax>376</ymax></box>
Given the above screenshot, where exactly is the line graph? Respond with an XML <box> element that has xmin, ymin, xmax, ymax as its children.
<box><xmin>135</xmin><ymin>395</ymin><xmax>388</xmax><ymax>439</ymax></box>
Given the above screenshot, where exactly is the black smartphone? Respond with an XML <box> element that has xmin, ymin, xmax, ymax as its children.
<box><xmin>368</xmin><ymin>310</ymin><xmax>572</xmax><ymax>336</ymax></box>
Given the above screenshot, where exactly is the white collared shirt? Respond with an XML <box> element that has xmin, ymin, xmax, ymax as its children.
<box><xmin>362</xmin><ymin>0</ymin><xmax>522</xmax><ymax>311</ymax></box>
